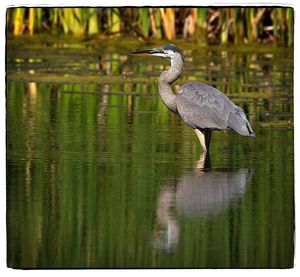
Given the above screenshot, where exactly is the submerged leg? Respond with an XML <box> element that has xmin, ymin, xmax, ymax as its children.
<box><xmin>194</xmin><ymin>152</ymin><xmax>211</xmax><ymax>172</ymax></box>
<box><xmin>194</xmin><ymin>129</ymin><xmax>212</xmax><ymax>153</ymax></box>
<box><xmin>204</xmin><ymin>130</ymin><xmax>212</xmax><ymax>151</ymax></box>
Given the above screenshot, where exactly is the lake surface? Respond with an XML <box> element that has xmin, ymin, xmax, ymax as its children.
<box><xmin>6</xmin><ymin>36</ymin><xmax>294</xmax><ymax>268</ymax></box>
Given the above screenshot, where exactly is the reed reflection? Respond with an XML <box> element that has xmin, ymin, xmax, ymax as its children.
<box><xmin>153</xmin><ymin>153</ymin><xmax>253</xmax><ymax>252</ymax></box>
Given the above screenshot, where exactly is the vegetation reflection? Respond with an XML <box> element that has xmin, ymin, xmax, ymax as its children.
<box><xmin>6</xmin><ymin>78</ymin><xmax>293</xmax><ymax>268</ymax></box>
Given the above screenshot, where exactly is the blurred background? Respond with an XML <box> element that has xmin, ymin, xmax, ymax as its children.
<box><xmin>7</xmin><ymin>7</ymin><xmax>293</xmax><ymax>46</ymax></box>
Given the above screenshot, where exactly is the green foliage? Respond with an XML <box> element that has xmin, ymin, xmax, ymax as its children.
<box><xmin>287</xmin><ymin>8</ymin><xmax>294</xmax><ymax>47</ymax></box>
<box><xmin>88</xmin><ymin>8</ymin><xmax>99</xmax><ymax>35</ymax></box>
<box><xmin>111</xmin><ymin>8</ymin><xmax>121</xmax><ymax>34</ymax></box>
<box><xmin>140</xmin><ymin>8</ymin><xmax>149</xmax><ymax>37</ymax></box>
<box><xmin>6</xmin><ymin>7</ymin><xmax>294</xmax><ymax>46</ymax></box>
<box><xmin>197</xmin><ymin>7</ymin><xmax>207</xmax><ymax>25</ymax></box>
<box><xmin>12</xmin><ymin>7</ymin><xmax>25</xmax><ymax>35</ymax></box>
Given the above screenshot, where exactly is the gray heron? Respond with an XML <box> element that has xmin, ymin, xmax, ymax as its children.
<box><xmin>132</xmin><ymin>44</ymin><xmax>255</xmax><ymax>153</ymax></box>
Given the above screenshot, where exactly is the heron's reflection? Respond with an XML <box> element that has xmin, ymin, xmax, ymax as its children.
<box><xmin>153</xmin><ymin>153</ymin><xmax>253</xmax><ymax>252</ymax></box>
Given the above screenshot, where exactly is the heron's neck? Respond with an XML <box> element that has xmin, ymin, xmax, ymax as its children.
<box><xmin>158</xmin><ymin>56</ymin><xmax>183</xmax><ymax>113</ymax></box>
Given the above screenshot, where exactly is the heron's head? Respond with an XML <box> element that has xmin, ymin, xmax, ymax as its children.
<box><xmin>132</xmin><ymin>44</ymin><xmax>183</xmax><ymax>61</ymax></box>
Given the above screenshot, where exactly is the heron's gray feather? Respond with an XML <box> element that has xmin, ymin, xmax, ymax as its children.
<box><xmin>175</xmin><ymin>82</ymin><xmax>253</xmax><ymax>136</ymax></box>
<box><xmin>228</xmin><ymin>106</ymin><xmax>255</xmax><ymax>136</ymax></box>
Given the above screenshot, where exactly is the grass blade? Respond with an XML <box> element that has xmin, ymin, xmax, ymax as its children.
<box><xmin>13</xmin><ymin>8</ymin><xmax>25</xmax><ymax>36</ymax></box>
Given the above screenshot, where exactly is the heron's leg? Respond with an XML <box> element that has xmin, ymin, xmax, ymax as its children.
<box><xmin>194</xmin><ymin>129</ymin><xmax>212</xmax><ymax>153</ymax></box>
<box><xmin>194</xmin><ymin>129</ymin><xmax>207</xmax><ymax>153</ymax></box>
<box><xmin>204</xmin><ymin>130</ymin><xmax>212</xmax><ymax>151</ymax></box>
<box><xmin>194</xmin><ymin>152</ymin><xmax>211</xmax><ymax>172</ymax></box>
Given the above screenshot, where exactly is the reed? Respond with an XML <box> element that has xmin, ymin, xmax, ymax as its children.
<box><xmin>58</xmin><ymin>8</ymin><xmax>86</xmax><ymax>35</ymax></box>
<box><xmin>197</xmin><ymin>7</ymin><xmax>207</xmax><ymax>26</ymax></box>
<box><xmin>35</xmin><ymin>8</ymin><xmax>42</xmax><ymax>32</ymax></box>
<box><xmin>88</xmin><ymin>8</ymin><xmax>99</xmax><ymax>35</ymax></box>
<box><xmin>220</xmin><ymin>9</ymin><xmax>229</xmax><ymax>44</ymax></box>
<box><xmin>232</xmin><ymin>8</ymin><xmax>243</xmax><ymax>44</ymax></box>
<box><xmin>278</xmin><ymin>8</ymin><xmax>284</xmax><ymax>45</ymax></box>
<box><xmin>148</xmin><ymin>8</ymin><xmax>157</xmax><ymax>38</ymax></box>
<box><xmin>193</xmin><ymin>8</ymin><xmax>207</xmax><ymax>44</ymax></box>
<box><xmin>286</xmin><ymin>8</ymin><xmax>293</xmax><ymax>47</ymax></box>
<box><xmin>49</xmin><ymin>8</ymin><xmax>59</xmax><ymax>33</ymax></box>
<box><xmin>160</xmin><ymin>8</ymin><xmax>176</xmax><ymax>40</ymax></box>
<box><xmin>111</xmin><ymin>8</ymin><xmax>121</xmax><ymax>35</ymax></box>
<box><xmin>247</xmin><ymin>8</ymin><xmax>256</xmax><ymax>43</ymax></box>
<box><xmin>154</xmin><ymin>8</ymin><xmax>162</xmax><ymax>39</ymax></box>
<box><xmin>273</xmin><ymin>9</ymin><xmax>278</xmax><ymax>43</ymax></box>
<box><xmin>28</xmin><ymin>8</ymin><xmax>34</xmax><ymax>35</ymax></box>
<box><xmin>13</xmin><ymin>8</ymin><xmax>25</xmax><ymax>36</ymax></box>
<box><xmin>73</xmin><ymin>8</ymin><xmax>87</xmax><ymax>35</ymax></box>
<box><xmin>182</xmin><ymin>8</ymin><xmax>197</xmax><ymax>39</ymax></box>
<box><xmin>140</xmin><ymin>8</ymin><xmax>149</xmax><ymax>38</ymax></box>
<box><xmin>6</xmin><ymin>7</ymin><xmax>294</xmax><ymax>46</ymax></box>
<box><xmin>60</xmin><ymin>8</ymin><xmax>71</xmax><ymax>34</ymax></box>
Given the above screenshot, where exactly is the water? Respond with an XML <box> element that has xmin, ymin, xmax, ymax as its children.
<box><xmin>6</xmin><ymin>36</ymin><xmax>294</xmax><ymax>268</ymax></box>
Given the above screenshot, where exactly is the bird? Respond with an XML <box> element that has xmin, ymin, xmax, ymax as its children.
<box><xmin>132</xmin><ymin>44</ymin><xmax>255</xmax><ymax>153</ymax></box>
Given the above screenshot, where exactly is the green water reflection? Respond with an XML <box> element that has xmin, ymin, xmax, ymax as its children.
<box><xmin>6</xmin><ymin>38</ymin><xmax>294</xmax><ymax>268</ymax></box>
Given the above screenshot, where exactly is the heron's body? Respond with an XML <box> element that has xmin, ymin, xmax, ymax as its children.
<box><xmin>132</xmin><ymin>44</ymin><xmax>255</xmax><ymax>153</ymax></box>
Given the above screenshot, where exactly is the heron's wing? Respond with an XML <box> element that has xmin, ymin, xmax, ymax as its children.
<box><xmin>227</xmin><ymin>105</ymin><xmax>255</xmax><ymax>136</ymax></box>
<box><xmin>175</xmin><ymin>82</ymin><xmax>234</xmax><ymax>130</ymax></box>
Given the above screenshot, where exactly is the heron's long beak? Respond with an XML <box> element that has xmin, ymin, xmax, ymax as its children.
<box><xmin>131</xmin><ymin>47</ymin><xmax>161</xmax><ymax>55</ymax></box>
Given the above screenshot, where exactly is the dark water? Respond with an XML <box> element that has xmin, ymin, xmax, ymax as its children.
<box><xmin>6</xmin><ymin>36</ymin><xmax>294</xmax><ymax>268</ymax></box>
